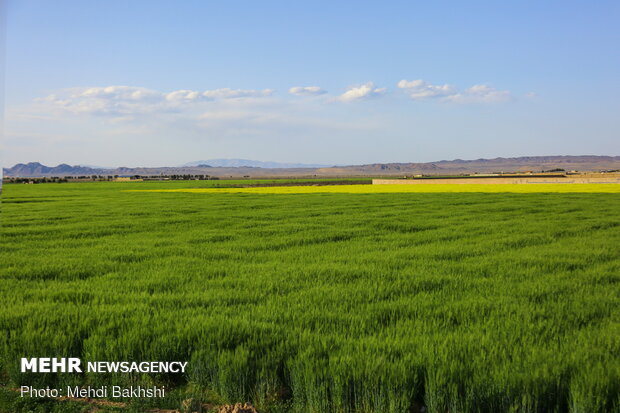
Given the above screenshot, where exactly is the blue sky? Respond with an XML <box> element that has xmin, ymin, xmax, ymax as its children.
<box><xmin>3</xmin><ymin>0</ymin><xmax>619</xmax><ymax>167</ymax></box>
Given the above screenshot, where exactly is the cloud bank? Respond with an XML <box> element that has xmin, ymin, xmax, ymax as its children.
<box><xmin>398</xmin><ymin>79</ymin><xmax>512</xmax><ymax>103</ymax></box>
<box><xmin>32</xmin><ymin>79</ymin><xmax>515</xmax><ymax>120</ymax></box>
<box><xmin>35</xmin><ymin>86</ymin><xmax>275</xmax><ymax>116</ymax></box>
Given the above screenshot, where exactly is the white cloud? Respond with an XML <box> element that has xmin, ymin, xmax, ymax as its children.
<box><xmin>397</xmin><ymin>79</ymin><xmax>455</xmax><ymax>99</ymax></box>
<box><xmin>202</xmin><ymin>88</ymin><xmax>274</xmax><ymax>99</ymax></box>
<box><xmin>336</xmin><ymin>82</ymin><xmax>386</xmax><ymax>102</ymax></box>
<box><xmin>444</xmin><ymin>84</ymin><xmax>512</xmax><ymax>103</ymax></box>
<box><xmin>165</xmin><ymin>89</ymin><xmax>201</xmax><ymax>102</ymax></box>
<box><xmin>76</xmin><ymin>86</ymin><xmax>161</xmax><ymax>101</ymax></box>
<box><xmin>398</xmin><ymin>79</ymin><xmax>513</xmax><ymax>103</ymax></box>
<box><xmin>288</xmin><ymin>86</ymin><xmax>327</xmax><ymax>96</ymax></box>
<box><xmin>34</xmin><ymin>86</ymin><xmax>275</xmax><ymax>117</ymax></box>
<box><xmin>36</xmin><ymin>86</ymin><xmax>187</xmax><ymax>116</ymax></box>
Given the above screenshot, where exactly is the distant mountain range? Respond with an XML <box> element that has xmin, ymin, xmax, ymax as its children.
<box><xmin>5</xmin><ymin>163</ymin><xmax>102</xmax><ymax>177</ymax></box>
<box><xmin>183</xmin><ymin>159</ymin><xmax>330</xmax><ymax>168</ymax></box>
<box><xmin>4</xmin><ymin>156</ymin><xmax>620</xmax><ymax>178</ymax></box>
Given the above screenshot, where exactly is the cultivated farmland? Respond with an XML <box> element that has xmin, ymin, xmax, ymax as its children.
<box><xmin>1</xmin><ymin>181</ymin><xmax>619</xmax><ymax>412</ymax></box>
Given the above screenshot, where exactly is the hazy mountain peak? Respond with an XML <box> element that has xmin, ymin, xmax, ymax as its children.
<box><xmin>183</xmin><ymin>159</ymin><xmax>330</xmax><ymax>168</ymax></box>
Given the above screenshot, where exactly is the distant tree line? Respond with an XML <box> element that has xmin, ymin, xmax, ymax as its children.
<box><xmin>3</xmin><ymin>175</ymin><xmax>220</xmax><ymax>184</ymax></box>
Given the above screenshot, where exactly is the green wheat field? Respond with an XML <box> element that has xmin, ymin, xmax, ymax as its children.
<box><xmin>1</xmin><ymin>180</ymin><xmax>619</xmax><ymax>412</ymax></box>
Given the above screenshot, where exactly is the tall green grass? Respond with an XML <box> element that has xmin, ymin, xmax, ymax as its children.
<box><xmin>1</xmin><ymin>181</ymin><xmax>619</xmax><ymax>412</ymax></box>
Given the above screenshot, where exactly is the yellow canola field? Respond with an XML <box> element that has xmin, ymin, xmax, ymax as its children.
<box><xmin>126</xmin><ymin>183</ymin><xmax>620</xmax><ymax>194</ymax></box>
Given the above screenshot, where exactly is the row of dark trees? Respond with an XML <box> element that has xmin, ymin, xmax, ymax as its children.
<box><xmin>3</xmin><ymin>175</ymin><xmax>221</xmax><ymax>184</ymax></box>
